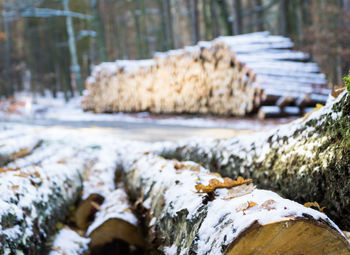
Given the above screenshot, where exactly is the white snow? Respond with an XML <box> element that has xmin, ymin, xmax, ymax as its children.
<box><xmin>49</xmin><ymin>228</ymin><xmax>90</xmax><ymax>255</ymax></box>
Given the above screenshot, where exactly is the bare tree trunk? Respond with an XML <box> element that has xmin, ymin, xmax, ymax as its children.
<box><xmin>129</xmin><ymin>0</ymin><xmax>144</xmax><ymax>59</ymax></box>
<box><xmin>232</xmin><ymin>0</ymin><xmax>243</xmax><ymax>35</ymax></box>
<box><xmin>189</xmin><ymin>0</ymin><xmax>200</xmax><ymax>44</ymax></box>
<box><xmin>3</xmin><ymin>0</ymin><xmax>11</xmax><ymax>97</ymax></box>
<box><xmin>63</xmin><ymin>0</ymin><xmax>83</xmax><ymax>96</ymax></box>
<box><xmin>279</xmin><ymin>0</ymin><xmax>288</xmax><ymax>36</ymax></box>
<box><xmin>210</xmin><ymin>0</ymin><xmax>220</xmax><ymax>38</ymax></box>
<box><xmin>254</xmin><ymin>0</ymin><xmax>264</xmax><ymax>31</ymax></box>
<box><xmin>164</xmin><ymin>0</ymin><xmax>174</xmax><ymax>49</ymax></box>
<box><xmin>217</xmin><ymin>0</ymin><xmax>233</xmax><ymax>35</ymax></box>
<box><xmin>139</xmin><ymin>0</ymin><xmax>150</xmax><ymax>57</ymax></box>
<box><xmin>90</xmin><ymin>0</ymin><xmax>107</xmax><ymax>62</ymax></box>
<box><xmin>202</xmin><ymin>0</ymin><xmax>212</xmax><ymax>40</ymax></box>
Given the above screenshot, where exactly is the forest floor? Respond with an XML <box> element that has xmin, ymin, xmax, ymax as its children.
<box><xmin>0</xmin><ymin>92</ymin><xmax>293</xmax><ymax>141</ymax></box>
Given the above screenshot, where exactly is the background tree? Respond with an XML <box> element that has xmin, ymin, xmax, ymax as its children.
<box><xmin>0</xmin><ymin>0</ymin><xmax>349</xmax><ymax>99</ymax></box>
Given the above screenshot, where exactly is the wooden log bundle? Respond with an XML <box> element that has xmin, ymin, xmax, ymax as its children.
<box><xmin>160</xmin><ymin>90</ymin><xmax>350</xmax><ymax>230</ymax></box>
<box><xmin>83</xmin><ymin>31</ymin><xmax>329</xmax><ymax>117</ymax></box>
<box><xmin>119</xmin><ymin>153</ymin><xmax>350</xmax><ymax>254</ymax></box>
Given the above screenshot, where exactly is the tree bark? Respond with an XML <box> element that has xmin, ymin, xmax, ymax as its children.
<box><xmin>232</xmin><ymin>0</ymin><xmax>243</xmax><ymax>35</ymax></box>
<box><xmin>119</xmin><ymin>153</ymin><xmax>350</xmax><ymax>254</ymax></box>
<box><xmin>189</xmin><ymin>0</ymin><xmax>200</xmax><ymax>44</ymax></box>
<box><xmin>90</xmin><ymin>0</ymin><xmax>107</xmax><ymax>63</ymax></box>
<box><xmin>254</xmin><ymin>0</ymin><xmax>264</xmax><ymax>31</ymax></box>
<box><xmin>209</xmin><ymin>0</ymin><xmax>220</xmax><ymax>38</ymax></box>
<box><xmin>63</xmin><ymin>0</ymin><xmax>83</xmax><ymax>95</ymax></box>
<box><xmin>217</xmin><ymin>0</ymin><xmax>233</xmax><ymax>35</ymax></box>
<box><xmin>161</xmin><ymin>91</ymin><xmax>350</xmax><ymax>230</ymax></box>
<box><xmin>279</xmin><ymin>0</ymin><xmax>288</xmax><ymax>36</ymax></box>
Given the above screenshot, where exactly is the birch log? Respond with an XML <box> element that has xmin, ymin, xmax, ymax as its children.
<box><xmin>86</xmin><ymin>186</ymin><xmax>145</xmax><ymax>254</ymax></box>
<box><xmin>0</xmin><ymin>158</ymin><xmax>87</xmax><ymax>254</ymax></box>
<box><xmin>119</xmin><ymin>154</ymin><xmax>350</xmax><ymax>254</ymax></box>
<box><xmin>161</xmin><ymin>90</ymin><xmax>350</xmax><ymax>230</ymax></box>
<box><xmin>0</xmin><ymin>134</ymin><xmax>42</xmax><ymax>166</ymax></box>
<box><xmin>75</xmin><ymin>146</ymin><xmax>118</xmax><ymax>231</ymax></box>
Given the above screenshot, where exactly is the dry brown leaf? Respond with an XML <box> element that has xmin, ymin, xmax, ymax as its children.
<box><xmin>0</xmin><ymin>167</ymin><xmax>19</xmax><ymax>174</ymax></box>
<box><xmin>223</xmin><ymin>183</ymin><xmax>255</xmax><ymax>200</ymax></box>
<box><xmin>174</xmin><ymin>161</ymin><xmax>185</xmax><ymax>170</ymax></box>
<box><xmin>236</xmin><ymin>201</ymin><xmax>258</xmax><ymax>213</ymax></box>
<box><xmin>11</xmin><ymin>185</ymin><xmax>19</xmax><ymax>191</ymax></box>
<box><xmin>304</xmin><ymin>201</ymin><xmax>325</xmax><ymax>213</ymax></box>
<box><xmin>331</xmin><ymin>86</ymin><xmax>345</xmax><ymax>98</ymax></box>
<box><xmin>195</xmin><ymin>176</ymin><xmax>252</xmax><ymax>193</ymax></box>
<box><xmin>260</xmin><ymin>199</ymin><xmax>276</xmax><ymax>211</ymax></box>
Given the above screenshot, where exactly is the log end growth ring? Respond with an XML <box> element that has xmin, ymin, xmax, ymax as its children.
<box><xmin>225</xmin><ymin>219</ymin><xmax>350</xmax><ymax>255</ymax></box>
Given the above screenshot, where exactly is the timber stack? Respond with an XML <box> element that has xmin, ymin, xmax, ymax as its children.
<box><xmin>83</xmin><ymin>31</ymin><xmax>329</xmax><ymax>117</ymax></box>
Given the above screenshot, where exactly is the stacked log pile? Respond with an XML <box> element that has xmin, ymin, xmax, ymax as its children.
<box><xmin>160</xmin><ymin>89</ymin><xmax>350</xmax><ymax>230</ymax></box>
<box><xmin>118</xmin><ymin>153</ymin><xmax>350</xmax><ymax>254</ymax></box>
<box><xmin>83</xmin><ymin>31</ymin><xmax>329</xmax><ymax>117</ymax></box>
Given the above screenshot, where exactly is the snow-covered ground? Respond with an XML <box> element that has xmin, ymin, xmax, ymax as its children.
<box><xmin>0</xmin><ymin>91</ymin><xmax>292</xmax><ymax>131</ymax></box>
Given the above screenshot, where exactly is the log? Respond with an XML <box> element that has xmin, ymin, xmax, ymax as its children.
<box><xmin>7</xmin><ymin>140</ymin><xmax>77</xmax><ymax>169</ymax></box>
<box><xmin>48</xmin><ymin>227</ymin><xmax>90</xmax><ymax>255</ymax></box>
<box><xmin>160</xmin><ymin>90</ymin><xmax>350</xmax><ymax>230</ymax></box>
<box><xmin>119</xmin><ymin>153</ymin><xmax>350</xmax><ymax>254</ymax></box>
<box><xmin>75</xmin><ymin>146</ymin><xmax>118</xmax><ymax>231</ymax></box>
<box><xmin>0</xmin><ymin>134</ymin><xmax>43</xmax><ymax>166</ymax></box>
<box><xmin>86</xmin><ymin>186</ymin><xmax>145</xmax><ymax>254</ymax></box>
<box><xmin>0</xmin><ymin>158</ymin><xmax>87</xmax><ymax>254</ymax></box>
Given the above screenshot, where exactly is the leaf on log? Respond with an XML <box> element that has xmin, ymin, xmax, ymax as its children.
<box><xmin>195</xmin><ymin>176</ymin><xmax>252</xmax><ymax>193</ymax></box>
<box><xmin>223</xmin><ymin>183</ymin><xmax>256</xmax><ymax>200</ymax></box>
<box><xmin>332</xmin><ymin>86</ymin><xmax>346</xmax><ymax>98</ymax></box>
<box><xmin>304</xmin><ymin>201</ymin><xmax>326</xmax><ymax>213</ymax></box>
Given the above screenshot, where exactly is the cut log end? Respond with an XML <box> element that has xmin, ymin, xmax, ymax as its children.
<box><xmin>88</xmin><ymin>218</ymin><xmax>145</xmax><ymax>249</ymax></box>
<box><xmin>226</xmin><ymin>219</ymin><xmax>350</xmax><ymax>255</ymax></box>
<box><xmin>75</xmin><ymin>193</ymin><xmax>105</xmax><ymax>231</ymax></box>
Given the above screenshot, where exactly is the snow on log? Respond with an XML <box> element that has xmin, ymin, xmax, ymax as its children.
<box><xmin>75</xmin><ymin>145</ymin><xmax>118</xmax><ymax>231</ymax></box>
<box><xmin>86</xmin><ymin>186</ymin><xmax>145</xmax><ymax>254</ymax></box>
<box><xmin>6</xmin><ymin>139</ymin><xmax>80</xmax><ymax>169</ymax></box>
<box><xmin>0</xmin><ymin>134</ymin><xmax>43</xmax><ymax>166</ymax></box>
<box><xmin>160</xmin><ymin>90</ymin><xmax>350</xmax><ymax>230</ymax></box>
<box><xmin>0</xmin><ymin>158</ymin><xmax>88</xmax><ymax>254</ymax></box>
<box><xmin>119</xmin><ymin>153</ymin><xmax>350</xmax><ymax>254</ymax></box>
<box><xmin>48</xmin><ymin>227</ymin><xmax>90</xmax><ymax>255</ymax></box>
<box><xmin>83</xmin><ymin>31</ymin><xmax>328</xmax><ymax>117</ymax></box>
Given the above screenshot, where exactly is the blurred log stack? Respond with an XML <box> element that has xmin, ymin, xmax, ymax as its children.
<box><xmin>83</xmin><ymin>31</ymin><xmax>330</xmax><ymax>118</ymax></box>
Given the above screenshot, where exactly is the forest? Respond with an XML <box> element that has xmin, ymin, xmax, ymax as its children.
<box><xmin>1</xmin><ymin>0</ymin><xmax>350</xmax><ymax>99</ymax></box>
<box><xmin>1</xmin><ymin>1</ymin><xmax>350</xmax><ymax>255</ymax></box>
